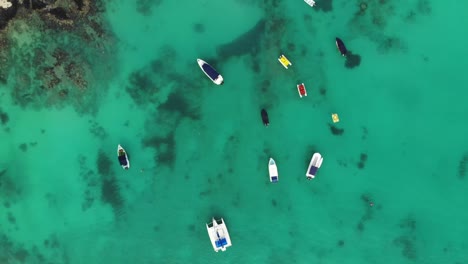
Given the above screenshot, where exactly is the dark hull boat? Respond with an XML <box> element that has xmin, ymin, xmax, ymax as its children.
<box><xmin>197</xmin><ymin>59</ymin><xmax>224</xmax><ymax>85</ymax></box>
<box><xmin>261</xmin><ymin>109</ymin><xmax>269</xmax><ymax>126</ymax></box>
<box><xmin>335</xmin><ymin>38</ymin><xmax>348</xmax><ymax>57</ymax></box>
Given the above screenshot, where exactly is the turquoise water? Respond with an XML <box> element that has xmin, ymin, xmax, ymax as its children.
<box><xmin>1</xmin><ymin>0</ymin><xmax>468</xmax><ymax>263</ymax></box>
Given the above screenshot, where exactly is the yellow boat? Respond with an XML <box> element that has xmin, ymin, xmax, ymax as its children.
<box><xmin>278</xmin><ymin>54</ymin><xmax>292</xmax><ymax>69</ymax></box>
<box><xmin>331</xmin><ymin>113</ymin><xmax>340</xmax><ymax>123</ymax></box>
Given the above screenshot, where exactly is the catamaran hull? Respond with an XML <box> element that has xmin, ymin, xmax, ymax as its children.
<box><xmin>297</xmin><ymin>83</ymin><xmax>307</xmax><ymax>98</ymax></box>
<box><xmin>197</xmin><ymin>59</ymin><xmax>224</xmax><ymax>85</ymax></box>
<box><xmin>206</xmin><ymin>218</ymin><xmax>232</xmax><ymax>252</ymax></box>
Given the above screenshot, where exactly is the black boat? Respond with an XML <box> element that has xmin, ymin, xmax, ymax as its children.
<box><xmin>335</xmin><ymin>38</ymin><xmax>348</xmax><ymax>57</ymax></box>
<box><xmin>261</xmin><ymin>109</ymin><xmax>269</xmax><ymax>126</ymax></box>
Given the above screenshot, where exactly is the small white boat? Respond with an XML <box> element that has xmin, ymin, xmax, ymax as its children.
<box><xmin>206</xmin><ymin>218</ymin><xmax>232</xmax><ymax>252</ymax></box>
<box><xmin>304</xmin><ymin>0</ymin><xmax>316</xmax><ymax>7</ymax></box>
<box><xmin>268</xmin><ymin>158</ymin><xmax>278</xmax><ymax>183</ymax></box>
<box><xmin>306</xmin><ymin>153</ymin><xmax>323</xmax><ymax>179</ymax></box>
<box><xmin>117</xmin><ymin>144</ymin><xmax>130</xmax><ymax>170</ymax></box>
<box><xmin>197</xmin><ymin>59</ymin><xmax>224</xmax><ymax>85</ymax></box>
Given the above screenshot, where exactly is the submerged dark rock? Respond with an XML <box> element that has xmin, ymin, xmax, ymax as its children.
<box><xmin>23</xmin><ymin>0</ymin><xmax>47</xmax><ymax>10</ymax></box>
<box><xmin>73</xmin><ymin>0</ymin><xmax>84</xmax><ymax>10</ymax></box>
<box><xmin>49</xmin><ymin>7</ymin><xmax>69</xmax><ymax>20</ymax></box>
<box><xmin>0</xmin><ymin>0</ymin><xmax>19</xmax><ymax>30</ymax></box>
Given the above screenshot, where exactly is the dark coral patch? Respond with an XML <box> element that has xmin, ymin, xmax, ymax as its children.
<box><xmin>357</xmin><ymin>153</ymin><xmax>368</xmax><ymax>169</ymax></box>
<box><xmin>126</xmin><ymin>71</ymin><xmax>157</xmax><ymax>105</ymax></box>
<box><xmin>142</xmin><ymin>133</ymin><xmax>176</xmax><ymax>168</ymax></box>
<box><xmin>101</xmin><ymin>177</ymin><xmax>124</xmax><ymax>215</ymax></box>
<box><xmin>19</xmin><ymin>143</ymin><xmax>28</xmax><ymax>152</ymax></box>
<box><xmin>314</xmin><ymin>0</ymin><xmax>333</xmax><ymax>12</ymax></box>
<box><xmin>136</xmin><ymin>0</ymin><xmax>162</xmax><ymax>16</ymax></box>
<box><xmin>49</xmin><ymin>7</ymin><xmax>69</xmax><ymax>20</ymax></box>
<box><xmin>345</xmin><ymin>51</ymin><xmax>361</xmax><ymax>69</ymax></box>
<box><xmin>337</xmin><ymin>240</ymin><xmax>345</xmax><ymax>247</ymax></box>
<box><xmin>193</xmin><ymin>23</ymin><xmax>205</xmax><ymax>33</ymax></box>
<box><xmin>457</xmin><ymin>153</ymin><xmax>468</xmax><ymax>179</ymax></box>
<box><xmin>394</xmin><ymin>236</ymin><xmax>417</xmax><ymax>261</ymax></box>
<box><xmin>96</xmin><ymin>150</ymin><xmax>113</xmax><ymax>177</ymax></box>
<box><xmin>159</xmin><ymin>92</ymin><xmax>200</xmax><ymax>120</ymax></box>
<box><xmin>0</xmin><ymin>108</ymin><xmax>9</xmax><ymax>125</ymax></box>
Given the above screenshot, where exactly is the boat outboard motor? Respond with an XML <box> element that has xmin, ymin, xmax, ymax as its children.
<box><xmin>261</xmin><ymin>109</ymin><xmax>269</xmax><ymax>126</ymax></box>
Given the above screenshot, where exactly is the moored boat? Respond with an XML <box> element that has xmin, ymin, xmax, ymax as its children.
<box><xmin>278</xmin><ymin>54</ymin><xmax>292</xmax><ymax>69</ymax></box>
<box><xmin>304</xmin><ymin>0</ymin><xmax>316</xmax><ymax>7</ymax></box>
<box><xmin>117</xmin><ymin>144</ymin><xmax>130</xmax><ymax>170</ymax></box>
<box><xmin>297</xmin><ymin>83</ymin><xmax>307</xmax><ymax>98</ymax></box>
<box><xmin>306</xmin><ymin>152</ymin><xmax>323</xmax><ymax>179</ymax></box>
<box><xmin>197</xmin><ymin>59</ymin><xmax>224</xmax><ymax>85</ymax></box>
<box><xmin>335</xmin><ymin>38</ymin><xmax>348</xmax><ymax>56</ymax></box>
<box><xmin>261</xmin><ymin>109</ymin><xmax>269</xmax><ymax>126</ymax></box>
<box><xmin>206</xmin><ymin>218</ymin><xmax>232</xmax><ymax>252</ymax></box>
<box><xmin>268</xmin><ymin>158</ymin><xmax>278</xmax><ymax>183</ymax></box>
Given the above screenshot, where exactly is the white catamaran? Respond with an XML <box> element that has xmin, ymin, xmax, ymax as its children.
<box><xmin>206</xmin><ymin>218</ymin><xmax>232</xmax><ymax>252</ymax></box>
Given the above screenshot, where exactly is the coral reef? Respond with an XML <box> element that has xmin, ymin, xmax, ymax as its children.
<box><xmin>125</xmin><ymin>46</ymin><xmax>205</xmax><ymax>169</ymax></box>
<box><xmin>0</xmin><ymin>0</ymin><xmax>117</xmax><ymax>115</ymax></box>
<box><xmin>0</xmin><ymin>0</ymin><xmax>18</xmax><ymax>30</ymax></box>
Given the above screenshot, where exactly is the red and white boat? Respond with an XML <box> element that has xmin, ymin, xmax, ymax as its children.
<box><xmin>297</xmin><ymin>83</ymin><xmax>307</xmax><ymax>98</ymax></box>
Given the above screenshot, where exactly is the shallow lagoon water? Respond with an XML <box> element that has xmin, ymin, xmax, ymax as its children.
<box><xmin>1</xmin><ymin>0</ymin><xmax>468</xmax><ymax>263</ymax></box>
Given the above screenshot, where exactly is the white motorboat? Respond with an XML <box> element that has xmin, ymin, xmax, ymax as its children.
<box><xmin>206</xmin><ymin>218</ymin><xmax>232</xmax><ymax>252</ymax></box>
<box><xmin>268</xmin><ymin>158</ymin><xmax>278</xmax><ymax>182</ymax></box>
<box><xmin>306</xmin><ymin>152</ymin><xmax>323</xmax><ymax>179</ymax></box>
<box><xmin>117</xmin><ymin>144</ymin><xmax>130</xmax><ymax>170</ymax></box>
<box><xmin>304</xmin><ymin>0</ymin><xmax>316</xmax><ymax>7</ymax></box>
<box><xmin>197</xmin><ymin>59</ymin><xmax>224</xmax><ymax>85</ymax></box>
